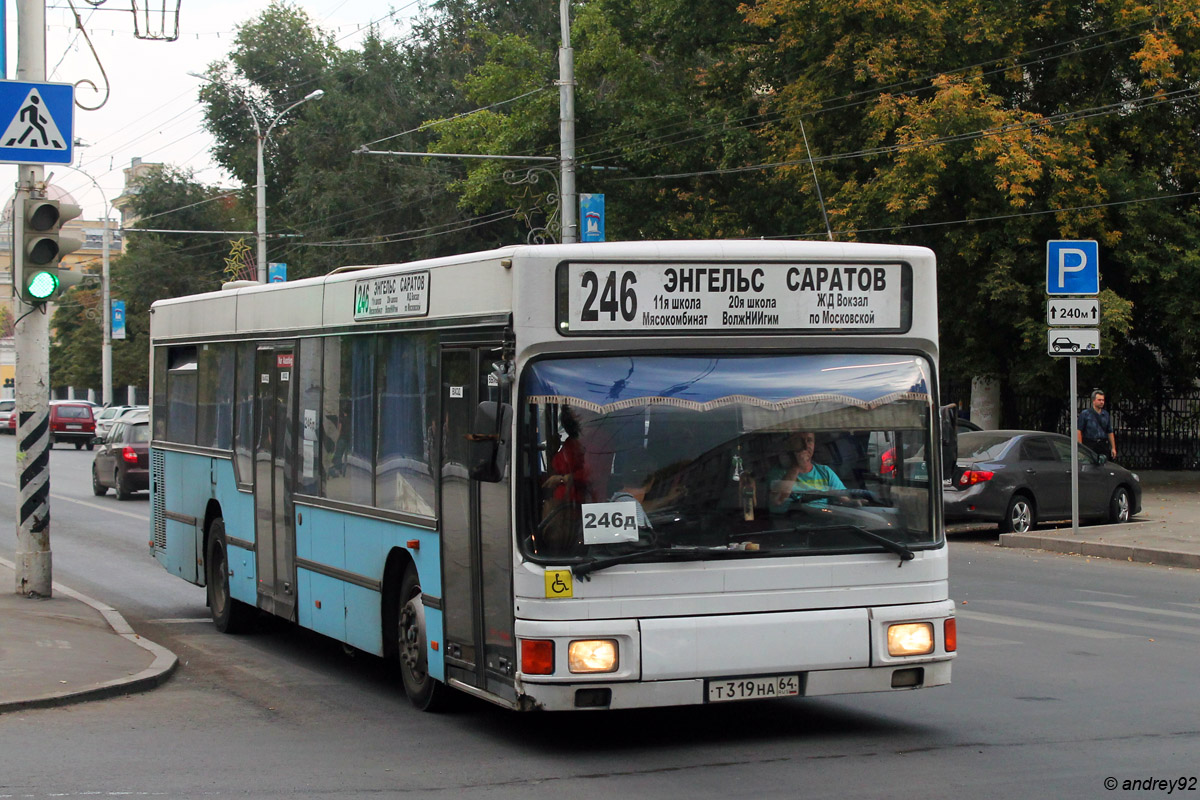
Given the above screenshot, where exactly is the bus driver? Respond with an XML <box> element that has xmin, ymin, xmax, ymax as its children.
<box><xmin>767</xmin><ymin>430</ymin><xmax>847</xmax><ymax>513</ymax></box>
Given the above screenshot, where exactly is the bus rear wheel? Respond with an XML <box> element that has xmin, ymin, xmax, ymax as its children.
<box><xmin>396</xmin><ymin>564</ymin><xmax>444</xmax><ymax>711</ymax></box>
<box><xmin>206</xmin><ymin>518</ymin><xmax>252</xmax><ymax>634</ymax></box>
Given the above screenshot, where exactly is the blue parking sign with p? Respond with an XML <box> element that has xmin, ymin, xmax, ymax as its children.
<box><xmin>1046</xmin><ymin>240</ymin><xmax>1099</xmax><ymax>295</ymax></box>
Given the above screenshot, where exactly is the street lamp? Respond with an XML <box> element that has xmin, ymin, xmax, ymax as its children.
<box><xmin>57</xmin><ymin>165</ymin><xmax>116</xmax><ymax>405</ymax></box>
<box><xmin>191</xmin><ymin>74</ymin><xmax>325</xmax><ymax>282</ymax></box>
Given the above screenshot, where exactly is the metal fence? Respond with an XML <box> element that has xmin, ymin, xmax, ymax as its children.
<box><xmin>1005</xmin><ymin>389</ymin><xmax>1200</xmax><ymax>470</ymax></box>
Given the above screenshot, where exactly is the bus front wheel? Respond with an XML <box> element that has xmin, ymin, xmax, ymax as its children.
<box><xmin>206</xmin><ymin>518</ymin><xmax>252</xmax><ymax>634</ymax></box>
<box><xmin>397</xmin><ymin>564</ymin><xmax>444</xmax><ymax>711</ymax></box>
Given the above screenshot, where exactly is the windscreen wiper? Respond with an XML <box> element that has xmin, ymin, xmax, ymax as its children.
<box><xmin>571</xmin><ymin>546</ymin><xmax>725</xmax><ymax>579</ymax></box>
<box><xmin>827</xmin><ymin>524</ymin><xmax>915</xmax><ymax>565</ymax></box>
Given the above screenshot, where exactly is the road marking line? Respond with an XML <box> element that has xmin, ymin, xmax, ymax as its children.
<box><xmin>959</xmin><ymin>634</ymin><xmax>1024</xmax><ymax>647</ymax></box>
<box><xmin>149</xmin><ymin>618</ymin><xmax>212</xmax><ymax>624</ymax></box>
<box><xmin>1072</xmin><ymin>600</ymin><xmax>1200</xmax><ymax>621</ymax></box>
<box><xmin>972</xmin><ymin>600</ymin><xmax>1200</xmax><ymax>638</ymax></box>
<box><xmin>0</xmin><ymin>479</ymin><xmax>147</xmax><ymax>521</ymax></box>
<box><xmin>957</xmin><ymin>610</ymin><xmax>1129</xmax><ymax>639</ymax></box>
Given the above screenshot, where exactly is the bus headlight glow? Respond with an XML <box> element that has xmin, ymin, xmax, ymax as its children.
<box><xmin>568</xmin><ymin>639</ymin><xmax>618</xmax><ymax>673</ymax></box>
<box><xmin>887</xmin><ymin>622</ymin><xmax>935</xmax><ymax>656</ymax></box>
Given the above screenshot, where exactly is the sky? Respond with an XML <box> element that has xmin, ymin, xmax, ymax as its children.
<box><xmin>4</xmin><ymin>0</ymin><xmax>422</xmax><ymax>222</ymax></box>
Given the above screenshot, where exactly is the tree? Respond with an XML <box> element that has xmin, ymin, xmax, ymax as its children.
<box><xmin>430</xmin><ymin>0</ymin><xmax>774</xmax><ymax>242</ymax></box>
<box><xmin>51</xmin><ymin>166</ymin><xmax>246</xmax><ymax>395</ymax></box>
<box><xmin>198</xmin><ymin>2</ymin><xmax>557</xmax><ymax>279</ymax></box>
<box><xmin>191</xmin><ymin>0</ymin><xmax>1199</xmax><ymax>415</ymax></box>
<box><xmin>738</xmin><ymin>0</ymin><xmax>1199</xmax><ymax>404</ymax></box>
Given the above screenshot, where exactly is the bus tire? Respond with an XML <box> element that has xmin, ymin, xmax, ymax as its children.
<box><xmin>206</xmin><ymin>518</ymin><xmax>252</xmax><ymax>634</ymax></box>
<box><xmin>396</xmin><ymin>563</ymin><xmax>444</xmax><ymax>711</ymax></box>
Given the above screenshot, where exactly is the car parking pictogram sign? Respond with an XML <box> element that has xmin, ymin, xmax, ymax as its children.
<box><xmin>1048</xmin><ymin>329</ymin><xmax>1100</xmax><ymax>357</ymax></box>
<box><xmin>0</xmin><ymin>81</ymin><xmax>75</xmax><ymax>165</ymax></box>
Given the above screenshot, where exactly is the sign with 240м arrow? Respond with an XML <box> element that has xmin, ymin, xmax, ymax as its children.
<box><xmin>1046</xmin><ymin>297</ymin><xmax>1099</xmax><ymax>326</ymax></box>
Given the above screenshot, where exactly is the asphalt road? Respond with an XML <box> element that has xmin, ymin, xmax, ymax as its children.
<box><xmin>1</xmin><ymin>435</ymin><xmax>1197</xmax><ymax>799</ymax></box>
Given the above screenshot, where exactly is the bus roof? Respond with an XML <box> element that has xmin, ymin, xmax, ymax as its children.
<box><xmin>150</xmin><ymin>240</ymin><xmax>937</xmax><ymax>343</ymax></box>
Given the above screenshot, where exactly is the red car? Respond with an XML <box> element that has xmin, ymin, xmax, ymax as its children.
<box><xmin>49</xmin><ymin>401</ymin><xmax>97</xmax><ymax>449</ymax></box>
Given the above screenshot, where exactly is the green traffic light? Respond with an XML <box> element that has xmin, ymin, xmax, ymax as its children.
<box><xmin>27</xmin><ymin>270</ymin><xmax>60</xmax><ymax>301</ymax></box>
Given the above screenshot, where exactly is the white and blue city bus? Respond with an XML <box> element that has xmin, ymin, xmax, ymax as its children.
<box><xmin>149</xmin><ymin>240</ymin><xmax>957</xmax><ymax>711</ymax></box>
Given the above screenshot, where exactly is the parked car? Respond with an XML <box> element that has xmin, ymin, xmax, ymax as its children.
<box><xmin>94</xmin><ymin>405</ymin><xmax>147</xmax><ymax>439</ymax></box>
<box><xmin>92</xmin><ymin>417</ymin><xmax>151</xmax><ymax>499</ymax></box>
<box><xmin>944</xmin><ymin>430</ymin><xmax>1142</xmax><ymax>533</ymax></box>
<box><xmin>0</xmin><ymin>400</ymin><xmax>14</xmax><ymax>433</ymax></box>
<box><xmin>49</xmin><ymin>401</ymin><xmax>97</xmax><ymax>449</ymax></box>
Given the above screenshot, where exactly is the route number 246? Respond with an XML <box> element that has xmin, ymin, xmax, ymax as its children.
<box><xmin>580</xmin><ymin>270</ymin><xmax>638</xmax><ymax>322</ymax></box>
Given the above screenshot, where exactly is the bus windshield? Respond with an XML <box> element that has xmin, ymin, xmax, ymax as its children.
<box><xmin>521</xmin><ymin>353</ymin><xmax>938</xmax><ymax>565</ymax></box>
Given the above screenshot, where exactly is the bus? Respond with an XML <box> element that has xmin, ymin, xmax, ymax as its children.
<box><xmin>149</xmin><ymin>240</ymin><xmax>957</xmax><ymax>712</ymax></box>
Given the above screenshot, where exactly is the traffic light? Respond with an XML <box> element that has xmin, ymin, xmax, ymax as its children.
<box><xmin>20</xmin><ymin>198</ymin><xmax>84</xmax><ymax>304</ymax></box>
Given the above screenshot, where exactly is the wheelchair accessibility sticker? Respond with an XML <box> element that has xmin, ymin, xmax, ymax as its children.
<box><xmin>545</xmin><ymin>569</ymin><xmax>573</xmax><ymax>598</ymax></box>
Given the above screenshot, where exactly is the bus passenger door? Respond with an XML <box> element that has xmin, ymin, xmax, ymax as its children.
<box><xmin>440</xmin><ymin>346</ymin><xmax>515</xmax><ymax>700</ymax></box>
<box><xmin>254</xmin><ymin>345</ymin><xmax>298</xmax><ymax>621</ymax></box>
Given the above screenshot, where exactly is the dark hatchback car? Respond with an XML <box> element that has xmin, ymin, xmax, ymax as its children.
<box><xmin>50</xmin><ymin>401</ymin><xmax>97</xmax><ymax>449</ymax></box>
<box><xmin>944</xmin><ymin>430</ymin><xmax>1142</xmax><ymax>533</ymax></box>
<box><xmin>92</xmin><ymin>418</ymin><xmax>151</xmax><ymax>499</ymax></box>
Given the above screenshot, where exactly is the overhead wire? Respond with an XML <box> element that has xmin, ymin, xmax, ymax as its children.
<box><xmin>769</xmin><ymin>189</ymin><xmax>1200</xmax><ymax>242</ymax></box>
<box><xmin>605</xmin><ymin>87</ymin><xmax>1200</xmax><ymax>183</ymax></box>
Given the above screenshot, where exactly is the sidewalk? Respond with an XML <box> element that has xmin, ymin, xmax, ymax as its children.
<box><xmin>0</xmin><ymin>557</ymin><xmax>177</xmax><ymax>714</ymax></box>
<box><xmin>997</xmin><ymin>470</ymin><xmax>1200</xmax><ymax>569</ymax></box>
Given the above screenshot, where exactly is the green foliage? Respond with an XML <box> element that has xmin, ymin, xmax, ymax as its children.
<box><xmin>160</xmin><ymin>0</ymin><xmax>1200</xmax><ymax>407</ymax></box>
<box><xmin>51</xmin><ymin>166</ymin><xmax>245</xmax><ymax>395</ymax></box>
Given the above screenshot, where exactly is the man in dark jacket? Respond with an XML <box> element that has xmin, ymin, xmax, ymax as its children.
<box><xmin>1077</xmin><ymin>389</ymin><xmax>1116</xmax><ymax>460</ymax></box>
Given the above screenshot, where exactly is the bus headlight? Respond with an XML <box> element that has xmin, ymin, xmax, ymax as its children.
<box><xmin>887</xmin><ymin>622</ymin><xmax>935</xmax><ymax>656</ymax></box>
<box><xmin>568</xmin><ymin>639</ymin><xmax>619</xmax><ymax>673</ymax></box>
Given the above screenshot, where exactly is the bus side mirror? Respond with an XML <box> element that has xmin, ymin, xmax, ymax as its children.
<box><xmin>468</xmin><ymin>401</ymin><xmax>513</xmax><ymax>482</ymax></box>
<box><xmin>939</xmin><ymin>404</ymin><xmax>958</xmax><ymax>482</ymax></box>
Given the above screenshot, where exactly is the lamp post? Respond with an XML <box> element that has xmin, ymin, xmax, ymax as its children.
<box><xmin>191</xmin><ymin>74</ymin><xmax>324</xmax><ymax>281</ymax></box>
<box><xmin>59</xmin><ymin>165</ymin><xmax>116</xmax><ymax>405</ymax></box>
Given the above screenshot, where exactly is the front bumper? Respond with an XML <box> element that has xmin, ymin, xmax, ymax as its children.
<box><xmin>513</xmin><ymin>601</ymin><xmax>956</xmax><ymax>711</ymax></box>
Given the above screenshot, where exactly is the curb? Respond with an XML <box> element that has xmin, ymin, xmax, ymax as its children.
<box><xmin>0</xmin><ymin>557</ymin><xmax>179</xmax><ymax>714</ymax></box>
<box><xmin>998</xmin><ymin>533</ymin><xmax>1200</xmax><ymax>569</ymax></box>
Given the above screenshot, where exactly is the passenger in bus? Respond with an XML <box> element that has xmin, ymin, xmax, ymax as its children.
<box><xmin>542</xmin><ymin>407</ymin><xmax>590</xmax><ymax>502</ymax></box>
<box><xmin>767</xmin><ymin>430</ymin><xmax>851</xmax><ymax>513</ymax></box>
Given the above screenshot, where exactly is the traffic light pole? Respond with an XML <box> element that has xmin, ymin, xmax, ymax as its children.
<box><xmin>13</xmin><ymin>0</ymin><xmax>53</xmax><ymax>597</ymax></box>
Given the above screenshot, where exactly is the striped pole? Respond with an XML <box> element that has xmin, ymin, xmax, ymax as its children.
<box><xmin>15</xmin><ymin>402</ymin><xmax>52</xmax><ymax>596</ymax></box>
<box><xmin>13</xmin><ymin>0</ymin><xmax>52</xmax><ymax>598</ymax></box>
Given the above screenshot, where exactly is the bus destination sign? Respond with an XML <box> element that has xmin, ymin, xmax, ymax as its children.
<box><xmin>353</xmin><ymin>271</ymin><xmax>430</xmax><ymax>321</ymax></box>
<box><xmin>559</xmin><ymin>262</ymin><xmax>908</xmax><ymax>334</ymax></box>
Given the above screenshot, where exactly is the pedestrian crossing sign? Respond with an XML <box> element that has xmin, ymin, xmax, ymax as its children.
<box><xmin>0</xmin><ymin>81</ymin><xmax>74</xmax><ymax>165</ymax></box>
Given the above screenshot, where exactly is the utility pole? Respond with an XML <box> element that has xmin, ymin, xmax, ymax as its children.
<box><xmin>61</xmin><ymin>165</ymin><xmax>114</xmax><ymax>405</ymax></box>
<box><xmin>558</xmin><ymin>0</ymin><xmax>577</xmax><ymax>243</ymax></box>
<box><xmin>14</xmin><ymin>0</ymin><xmax>52</xmax><ymax>596</ymax></box>
<box><xmin>101</xmin><ymin>215</ymin><xmax>112</xmax><ymax>404</ymax></box>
